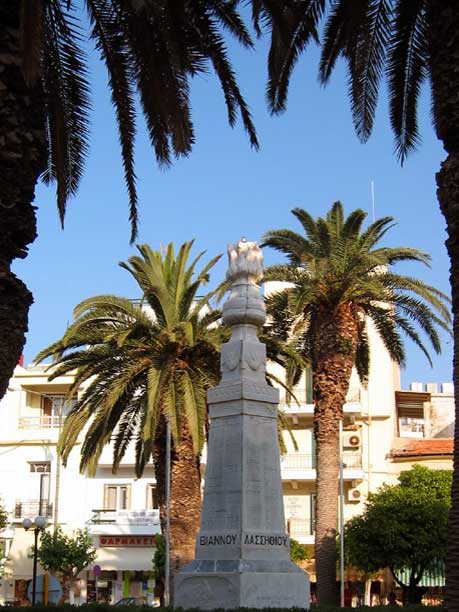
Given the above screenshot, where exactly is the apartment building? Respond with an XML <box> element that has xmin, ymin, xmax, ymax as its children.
<box><xmin>0</xmin><ymin>339</ymin><xmax>453</xmax><ymax>604</ymax></box>
<box><xmin>0</xmin><ymin>364</ymin><xmax>160</xmax><ymax>605</ymax></box>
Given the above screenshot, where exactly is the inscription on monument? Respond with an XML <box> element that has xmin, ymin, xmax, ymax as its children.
<box><xmin>198</xmin><ymin>534</ymin><xmax>289</xmax><ymax>547</ymax></box>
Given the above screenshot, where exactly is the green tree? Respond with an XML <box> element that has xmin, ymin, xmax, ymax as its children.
<box><xmin>256</xmin><ymin>3</ymin><xmax>459</xmax><ymax>606</ymax></box>
<box><xmin>262</xmin><ymin>202</ymin><xmax>451</xmax><ymax>604</ymax></box>
<box><xmin>344</xmin><ymin>465</ymin><xmax>452</xmax><ymax>605</ymax></box>
<box><xmin>0</xmin><ymin>503</ymin><xmax>7</xmax><ymax>530</ymax></box>
<box><xmin>35</xmin><ymin>526</ymin><xmax>96</xmax><ymax>603</ymax></box>
<box><xmin>0</xmin><ymin>502</ymin><xmax>8</xmax><ymax>576</ymax></box>
<box><xmin>36</xmin><ymin>240</ymin><xmax>222</xmax><ymax>571</ymax></box>
<box><xmin>0</xmin><ymin>0</ymin><xmax>263</xmax><ymax>402</ymax></box>
<box><xmin>152</xmin><ymin>534</ymin><xmax>165</xmax><ymax>607</ymax></box>
<box><xmin>290</xmin><ymin>538</ymin><xmax>309</xmax><ymax>564</ymax></box>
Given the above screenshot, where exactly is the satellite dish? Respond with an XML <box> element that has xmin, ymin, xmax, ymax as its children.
<box><xmin>27</xmin><ymin>575</ymin><xmax>62</xmax><ymax>604</ymax></box>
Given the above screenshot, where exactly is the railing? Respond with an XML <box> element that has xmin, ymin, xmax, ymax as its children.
<box><xmin>281</xmin><ymin>387</ymin><xmax>361</xmax><ymax>406</ymax></box>
<box><xmin>341</xmin><ymin>452</ymin><xmax>363</xmax><ymax>468</ymax></box>
<box><xmin>281</xmin><ymin>453</ymin><xmax>315</xmax><ymax>469</ymax></box>
<box><xmin>281</xmin><ymin>451</ymin><xmax>362</xmax><ymax>470</ymax></box>
<box><xmin>88</xmin><ymin>509</ymin><xmax>160</xmax><ymax>526</ymax></box>
<box><xmin>287</xmin><ymin>518</ymin><xmax>314</xmax><ymax>537</ymax></box>
<box><xmin>282</xmin><ymin>390</ymin><xmax>312</xmax><ymax>406</ymax></box>
<box><xmin>14</xmin><ymin>500</ymin><xmax>53</xmax><ymax>519</ymax></box>
<box><xmin>18</xmin><ymin>415</ymin><xmax>66</xmax><ymax>429</ymax></box>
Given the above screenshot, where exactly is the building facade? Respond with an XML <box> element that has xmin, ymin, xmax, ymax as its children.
<box><xmin>0</xmin><ymin>365</ymin><xmax>161</xmax><ymax>605</ymax></box>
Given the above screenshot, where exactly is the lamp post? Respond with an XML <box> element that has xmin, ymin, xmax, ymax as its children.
<box><xmin>23</xmin><ymin>516</ymin><xmax>48</xmax><ymax>605</ymax></box>
<box><xmin>164</xmin><ymin>418</ymin><xmax>171</xmax><ymax>607</ymax></box>
<box><xmin>339</xmin><ymin>420</ymin><xmax>345</xmax><ymax>608</ymax></box>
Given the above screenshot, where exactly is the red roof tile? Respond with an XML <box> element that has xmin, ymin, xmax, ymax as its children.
<box><xmin>390</xmin><ymin>439</ymin><xmax>453</xmax><ymax>458</ymax></box>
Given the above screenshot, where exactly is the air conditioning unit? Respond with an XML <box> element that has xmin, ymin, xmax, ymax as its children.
<box><xmin>347</xmin><ymin>488</ymin><xmax>362</xmax><ymax>502</ymax></box>
<box><xmin>343</xmin><ymin>432</ymin><xmax>361</xmax><ymax>448</ymax></box>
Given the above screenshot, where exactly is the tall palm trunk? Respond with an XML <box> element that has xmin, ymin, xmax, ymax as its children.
<box><xmin>153</xmin><ymin>417</ymin><xmax>202</xmax><ymax>602</ymax></box>
<box><xmin>427</xmin><ymin>3</ymin><xmax>459</xmax><ymax>610</ymax></box>
<box><xmin>0</xmin><ymin>1</ymin><xmax>46</xmax><ymax>399</ymax></box>
<box><xmin>312</xmin><ymin>303</ymin><xmax>358</xmax><ymax>605</ymax></box>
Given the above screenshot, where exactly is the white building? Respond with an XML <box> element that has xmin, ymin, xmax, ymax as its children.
<box><xmin>0</xmin><ymin>364</ymin><xmax>160</xmax><ymax>605</ymax></box>
<box><xmin>0</xmin><ymin>334</ymin><xmax>453</xmax><ymax>604</ymax></box>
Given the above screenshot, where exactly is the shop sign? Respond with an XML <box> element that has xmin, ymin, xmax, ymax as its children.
<box><xmin>100</xmin><ymin>535</ymin><xmax>155</xmax><ymax>547</ymax></box>
<box><xmin>116</xmin><ymin>510</ymin><xmax>159</xmax><ymax>526</ymax></box>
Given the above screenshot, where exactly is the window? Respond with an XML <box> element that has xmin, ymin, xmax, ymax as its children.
<box><xmin>285</xmin><ymin>493</ymin><xmax>315</xmax><ymax>537</ymax></box>
<box><xmin>305</xmin><ymin>366</ymin><xmax>313</xmax><ymax>404</ymax></box>
<box><xmin>41</xmin><ymin>395</ymin><xmax>76</xmax><ymax>418</ymax></box>
<box><xmin>103</xmin><ymin>485</ymin><xmax>131</xmax><ymax>510</ymax></box>
<box><xmin>146</xmin><ymin>484</ymin><xmax>158</xmax><ymax>509</ymax></box>
<box><xmin>396</xmin><ymin>391</ymin><xmax>429</xmax><ymax>439</ymax></box>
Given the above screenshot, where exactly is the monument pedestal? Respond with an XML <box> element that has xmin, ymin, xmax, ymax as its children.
<box><xmin>176</xmin><ymin>563</ymin><xmax>308</xmax><ymax>609</ymax></box>
<box><xmin>175</xmin><ymin>239</ymin><xmax>310</xmax><ymax>609</ymax></box>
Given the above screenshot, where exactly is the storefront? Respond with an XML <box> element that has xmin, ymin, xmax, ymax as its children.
<box><xmin>87</xmin><ymin>533</ymin><xmax>158</xmax><ymax>604</ymax></box>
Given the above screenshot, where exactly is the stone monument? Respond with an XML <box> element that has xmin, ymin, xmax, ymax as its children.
<box><xmin>175</xmin><ymin>238</ymin><xmax>310</xmax><ymax>609</ymax></box>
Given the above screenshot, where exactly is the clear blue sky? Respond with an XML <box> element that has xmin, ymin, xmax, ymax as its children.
<box><xmin>14</xmin><ymin>19</ymin><xmax>452</xmax><ymax>389</ymax></box>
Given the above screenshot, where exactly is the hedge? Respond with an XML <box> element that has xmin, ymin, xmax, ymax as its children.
<box><xmin>1</xmin><ymin>605</ymin><xmax>441</xmax><ymax>611</ymax></box>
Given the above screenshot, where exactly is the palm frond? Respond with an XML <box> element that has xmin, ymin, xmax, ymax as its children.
<box><xmin>346</xmin><ymin>0</ymin><xmax>392</xmax><ymax>141</ymax></box>
<box><xmin>387</xmin><ymin>0</ymin><xmax>428</xmax><ymax>162</ymax></box>
<box><xmin>85</xmin><ymin>0</ymin><xmax>139</xmax><ymax>241</ymax></box>
<box><xmin>41</xmin><ymin>0</ymin><xmax>90</xmax><ymax>223</ymax></box>
<box><xmin>265</xmin><ymin>0</ymin><xmax>326</xmax><ymax>114</ymax></box>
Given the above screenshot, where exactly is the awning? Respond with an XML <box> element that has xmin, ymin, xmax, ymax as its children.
<box><xmin>395</xmin><ymin>560</ymin><xmax>445</xmax><ymax>587</ymax></box>
<box><xmin>93</xmin><ymin>545</ymin><xmax>155</xmax><ymax>572</ymax></box>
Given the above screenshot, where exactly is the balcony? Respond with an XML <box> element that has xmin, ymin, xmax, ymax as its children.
<box><xmin>18</xmin><ymin>415</ymin><xmax>65</xmax><ymax>429</ymax></box>
<box><xmin>281</xmin><ymin>452</ymin><xmax>364</xmax><ymax>481</ymax></box>
<box><xmin>87</xmin><ymin>509</ymin><xmax>161</xmax><ymax>536</ymax></box>
<box><xmin>14</xmin><ymin>500</ymin><xmax>53</xmax><ymax>521</ymax></box>
<box><xmin>281</xmin><ymin>387</ymin><xmax>362</xmax><ymax>416</ymax></box>
<box><xmin>287</xmin><ymin>518</ymin><xmax>314</xmax><ymax>544</ymax></box>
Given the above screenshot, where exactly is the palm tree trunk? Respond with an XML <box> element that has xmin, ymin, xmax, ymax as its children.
<box><xmin>0</xmin><ymin>1</ymin><xmax>46</xmax><ymax>399</ymax></box>
<box><xmin>153</xmin><ymin>417</ymin><xmax>202</xmax><ymax>602</ymax></box>
<box><xmin>314</xmin><ymin>426</ymin><xmax>340</xmax><ymax>605</ymax></box>
<box><xmin>427</xmin><ymin>3</ymin><xmax>459</xmax><ymax>610</ymax></box>
<box><xmin>312</xmin><ymin>303</ymin><xmax>358</xmax><ymax>605</ymax></box>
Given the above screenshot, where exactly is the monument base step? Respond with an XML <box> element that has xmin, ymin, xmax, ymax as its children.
<box><xmin>175</xmin><ymin>560</ymin><xmax>310</xmax><ymax>609</ymax></box>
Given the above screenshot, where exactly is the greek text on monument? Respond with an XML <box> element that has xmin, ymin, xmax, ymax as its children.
<box><xmin>199</xmin><ymin>534</ymin><xmax>289</xmax><ymax>546</ymax></box>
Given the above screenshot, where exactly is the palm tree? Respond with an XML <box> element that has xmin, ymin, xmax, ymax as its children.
<box><xmin>262</xmin><ymin>202</ymin><xmax>451</xmax><ymax>605</ymax></box>
<box><xmin>0</xmin><ymin>0</ymin><xmax>261</xmax><ymax>401</ymax></box>
<box><xmin>36</xmin><ymin>240</ymin><xmax>223</xmax><ymax>570</ymax></box>
<box><xmin>256</xmin><ymin>4</ymin><xmax>459</xmax><ymax>605</ymax></box>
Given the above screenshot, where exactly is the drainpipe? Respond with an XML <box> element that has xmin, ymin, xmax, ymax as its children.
<box><xmin>164</xmin><ymin>419</ymin><xmax>171</xmax><ymax>606</ymax></box>
<box><xmin>53</xmin><ymin>403</ymin><xmax>64</xmax><ymax>531</ymax></box>
<box><xmin>339</xmin><ymin>419</ymin><xmax>345</xmax><ymax>607</ymax></box>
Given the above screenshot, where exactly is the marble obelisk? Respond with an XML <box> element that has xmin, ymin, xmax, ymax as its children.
<box><xmin>175</xmin><ymin>238</ymin><xmax>310</xmax><ymax>609</ymax></box>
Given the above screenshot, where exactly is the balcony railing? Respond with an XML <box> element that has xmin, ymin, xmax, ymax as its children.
<box><xmin>281</xmin><ymin>453</ymin><xmax>315</xmax><ymax>469</ymax></box>
<box><xmin>88</xmin><ymin>509</ymin><xmax>160</xmax><ymax>526</ymax></box>
<box><xmin>287</xmin><ymin>518</ymin><xmax>314</xmax><ymax>537</ymax></box>
<box><xmin>281</xmin><ymin>387</ymin><xmax>361</xmax><ymax>406</ymax></box>
<box><xmin>14</xmin><ymin>500</ymin><xmax>53</xmax><ymax>520</ymax></box>
<box><xmin>281</xmin><ymin>451</ymin><xmax>362</xmax><ymax>470</ymax></box>
<box><xmin>18</xmin><ymin>415</ymin><xmax>66</xmax><ymax>429</ymax></box>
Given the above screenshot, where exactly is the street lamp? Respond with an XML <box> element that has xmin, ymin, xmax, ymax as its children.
<box><xmin>23</xmin><ymin>516</ymin><xmax>48</xmax><ymax>605</ymax></box>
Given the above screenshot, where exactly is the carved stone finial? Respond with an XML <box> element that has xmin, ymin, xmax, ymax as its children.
<box><xmin>223</xmin><ymin>238</ymin><xmax>266</xmax><ymax>332</ymax></box>
<box><xmin>226</xmin><ymin>238</ymin><xmax>264</xmax><ymax>286</ymax></box>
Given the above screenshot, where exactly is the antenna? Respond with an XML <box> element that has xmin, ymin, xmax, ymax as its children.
<box><xmin>371</xmin><ymin>180</ymin><xmax>375</xmax><ymax>222</ymax></box>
